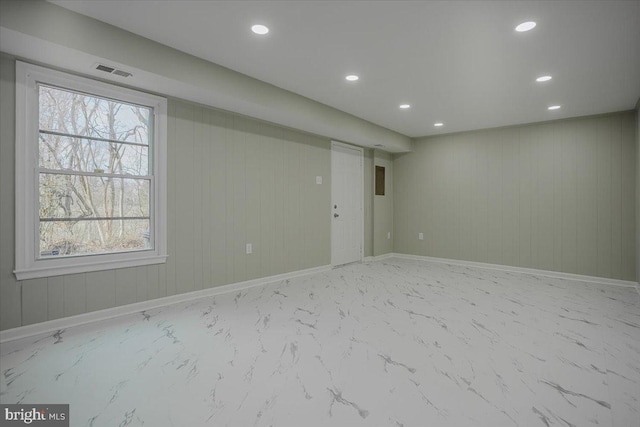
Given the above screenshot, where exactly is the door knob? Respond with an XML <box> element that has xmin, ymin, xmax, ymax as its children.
<box><xmin>334</xmin><ymin>213</ymin><xmax>339</xmax><ymax>218</ymax></box>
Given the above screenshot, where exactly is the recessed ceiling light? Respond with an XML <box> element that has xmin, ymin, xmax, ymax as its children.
<box><xmin>515</xmin><ymin>21</ymin><xmax>537</xmax><ymax>32</ymax></box>
<box><xmin>548</xmin><ymin>105</ymin><xmax>561</xmax><ymax>110</ymax></box>
<box><xmin>345</xmin><ymin>75</ymin><xmax>359</xmax><ymax>81</ymax></box>
<box><xmin>251</xmin><ymin>24</ymin><xmax>269</xmax><ymax>35</ymax></box>
<box><xmin>536</xmin><ymin>75</ymin><xmax>552</xmax><ymax>82</ymax></box>
<box><xmin>434</xmin><ymin>122</ymin><xmax>444</xmax><ymax>127</ymax></box>
<box><xmin>399</xmin><ymin>104</ymin><xmax>411</xmax><ymax>109</ymax></box>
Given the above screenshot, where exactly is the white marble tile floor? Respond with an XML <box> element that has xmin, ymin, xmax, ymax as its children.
<box><xmin>1</xmin><ymin>258</ymin><xmax>639</xmax><ymax>427</ymax></box>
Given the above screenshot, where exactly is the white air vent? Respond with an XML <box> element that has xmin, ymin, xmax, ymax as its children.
<box><xmin>94</xmin><ymin>63</ymin><xmax>132</xmax><ymax>78</ymax></box>
<box><xmin>112</xmin><ymin>69</ymin><xmax>133</xmax><ymax>78</ymax></box>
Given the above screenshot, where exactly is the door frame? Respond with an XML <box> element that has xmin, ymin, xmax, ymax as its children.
<box><xmin>331</xmin><ymin>141</ymin><xmax>364</xmax><ymax>266</ymax></box>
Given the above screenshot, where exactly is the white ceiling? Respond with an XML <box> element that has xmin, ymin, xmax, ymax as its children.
<box><xmin>51</xmin><ymin>0</ymin><xmax>640</xmax><ymax>138</ymax></box>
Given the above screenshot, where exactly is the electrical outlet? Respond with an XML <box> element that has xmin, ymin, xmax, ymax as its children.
<box><xmin>246</xmin><ymin>243</ymin><xmax>253</xmax><ymax>254</ymax></box>
<box><xmin>387</xmin><ymin>232</ymin><xmax>391</xmax><ymax>239</ymax></box>
<box><xmin>316</xmin><ymin>176</ymin><xmax>323</xmax><ymax>184</ymax></box>
<box><xmin>418</xmin><ymin>233</ymin><xmax>424</xmax><ymax>240</ymax></box>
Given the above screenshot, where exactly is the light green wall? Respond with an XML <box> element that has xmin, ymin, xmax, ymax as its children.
<box><xmin>0</xmin><ymin>53</ymin><xmax>19</xmax><ymax>329</ymax></box>
<box><xmin>394</xmin><ymin>112</ymin><xmax>638</xmax><ymax>281</ymax></box>
<box><xmin>374</xmin><ymin>150</ymin><xmax>394</xmax><ymax>256</ymax></box>
<box><xmin>364</xmin><ymin>149</ymin><xmax>374</xmax><ymax>257</ymax></box>
<box><xmin>637</xmin><ymin>100</ymin><xmax>640</xmax><ymax>281</ymax></box>
<box><xmin>0</xmin><ymin>53</ymin><xmax>339</xmax><ymax>330</ymax></box>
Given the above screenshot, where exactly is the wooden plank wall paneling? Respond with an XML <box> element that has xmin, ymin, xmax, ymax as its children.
<box><xmin>394</xmin><ymin>112</ymin><xmax>637</xmax><ymax>281</ymax></box>
<box><xmin>0</xmin><ymin>54</ymin><xmax>334</xmax><ymax>329</ymax></box>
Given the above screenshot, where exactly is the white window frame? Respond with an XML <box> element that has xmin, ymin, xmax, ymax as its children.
<box><xmin>14</xmin><ymin>62</ymin><xmax>168</xmax><ymax>280</ymax></box>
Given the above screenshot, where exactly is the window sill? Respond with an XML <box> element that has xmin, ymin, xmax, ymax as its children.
<box><xmin>14</xmin><ymin>254</ymin><xmax>168</xmax><ymax>281</ymax></box>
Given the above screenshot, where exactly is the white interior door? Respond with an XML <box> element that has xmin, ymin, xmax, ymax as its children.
<box><xmin>331</xmin><ymin>142</ymin><xmax>363</xmax><ymax>266</ymax></box>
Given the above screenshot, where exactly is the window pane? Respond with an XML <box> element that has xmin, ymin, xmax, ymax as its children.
<box><xmin>39</xmin><ymin>174</ymin><xmax>150</xmax><ymax>219</ymax></box>
<box><xmin>39</xmin><ymin>85</ymin><xmax>150</xmax><ymax>145</ymax></box>
<box><xmin>39</xmin><ymin>219</ymin><xmax>151</xmax><ymax>257</ymax></box>
<box><xmin>39</xmin><ymin>133</ymin><xmax>149</xmax><ymax>175</ymax></box>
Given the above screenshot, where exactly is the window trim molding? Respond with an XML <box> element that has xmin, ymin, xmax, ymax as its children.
<box><xmin>14</xmin><ymin>61</ymin><xmax>168</xmax><ymax>281</ymax></box>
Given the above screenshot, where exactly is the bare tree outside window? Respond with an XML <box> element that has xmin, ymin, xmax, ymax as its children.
<box><xmin>38</xmin><ymin>85</ymin><xmax>152</xmax><ymax>257</ymax></box>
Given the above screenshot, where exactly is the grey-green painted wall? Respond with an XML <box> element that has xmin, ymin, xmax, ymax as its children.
<box><xmin>0</xmin><ymin>53</ymin><xmax>340</xmax><ymax>330</ymax></box>
<box><xmin>636</xmin><ymin>100</ymin><xmax>640</xmax><ymax>281</ymax></box>
<box><xmin>0</xmin><ymin>53</ymin><xmax>18</xmax><ymax>329</ymax></box>
<box><xmin>394</xmin><ymin>112</ymin><xmax>638</xmax><ymax>281</ymax></box>
<box><xmin>374</xmin><ymin>150</ymin><xmax>394</xmax><ymax>256</ymax></box>
<box><xmin>364</xmin><ymin>149</ymin><xmax>374</xmax><ymax>258</ymax></box>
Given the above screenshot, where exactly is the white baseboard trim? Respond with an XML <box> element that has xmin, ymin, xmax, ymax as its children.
<box><xmin>390</xmin><ymin>253</ymin><xmax>639</xmax><ymax>288</ymax></box>
<box><xmin>363</xmin><ymin>253</ymin><xmax>395</xmax><ymax>263</ymax></box>
<box><xmin>0</xmin><ymin>264</ymin><xmax>332</xmax><ymax>344</ymax></box>
<box><xmin>2</xmin><ymin>255</ymin><xmax>636</xmax><ymax>343</ymax></box>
